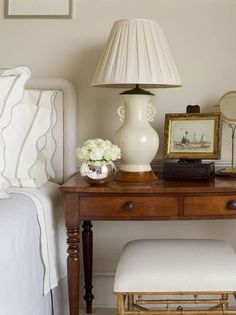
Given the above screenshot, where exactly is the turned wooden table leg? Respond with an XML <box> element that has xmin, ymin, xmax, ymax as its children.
<box><xmin>67</xmin><ymin>227</ymin><xmax>80</xmax><ymax>315</ymax></box>
<box><xmin>82</xmin><ymin>221</ymin><xmax>94</xmax><ymax>314</ymax></box>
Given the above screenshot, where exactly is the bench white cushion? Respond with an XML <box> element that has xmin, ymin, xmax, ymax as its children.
<box><xmin>114</xmin><ymin>239</ymin><xmax>236</xmax><ymax>293</ymax></box>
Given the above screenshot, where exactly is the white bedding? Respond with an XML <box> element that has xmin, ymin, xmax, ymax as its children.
<box><xmin>8</xmin><ymin>182</ymin><xmax>67</xmax><ymax>294</ymax></box>
<box><xmin>0</xmin><ymin>76</ymin><xmax>76</xmax><ymax>315</ymax></box>
<box><xmin>0</xmin><ymin>182</ymin><xmax>68</xmax><ymax>315</ymax></box>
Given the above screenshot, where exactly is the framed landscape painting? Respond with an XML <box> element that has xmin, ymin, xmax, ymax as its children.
<box><xmin>5</xmin><ymin>0</ymin><xmax>72</xmax><ymax>18</ymax></box>
<box><xmin>164</xmin><ymin>113</ymin><xmax>221</xmax><ymax>160</ymax></box>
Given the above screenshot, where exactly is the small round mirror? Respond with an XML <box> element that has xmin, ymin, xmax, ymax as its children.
<box><xmin>217</xmin><ymin>90</ymin><xmax>236</xmax><ymax>176</ymax></box>
<box><xmin>219</xmin><ymin>91</ymin><xmax>236</xmax><ymax>122</ymax></box>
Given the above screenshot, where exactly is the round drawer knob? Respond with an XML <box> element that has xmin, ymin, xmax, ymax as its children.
<box><xmin>227</xmin><ymin>200</ymin><xmax>236</xmax><ymax>210</ymax></box>
<box><xmin>123</xmin><ymin>201</ymin><xmax>134</xmax><ymax>212</ymax></box>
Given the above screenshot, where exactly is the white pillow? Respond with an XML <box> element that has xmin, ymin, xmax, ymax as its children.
<box><xmin>2</xmin><ymin>102</ymin><xmax>52</xmax><ymax>188</ymax></box>
<box><xmin>0</xmin><ymin>66</ymin><xmax>31</xmax><ymax>198</ymax></box>
<box><xmin>22</xmin><ymin>89</ymin><xmax>58</xmax><ymax>185</ymax></box>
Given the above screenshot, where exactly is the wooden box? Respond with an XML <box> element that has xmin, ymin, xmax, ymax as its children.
<box><xmin>163</xmin><ymin>161</ymin><xmax>215</xmax><ymax>181</ymax></box>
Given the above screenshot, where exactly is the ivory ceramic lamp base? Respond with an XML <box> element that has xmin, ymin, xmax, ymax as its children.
<box><xmin>113</xmin><ymin>91</ymin><xmax>159</xmax><ymax>181</ymax></box>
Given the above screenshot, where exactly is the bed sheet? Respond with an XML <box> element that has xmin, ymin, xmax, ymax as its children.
<box><xmin>0</xmin><ymin>182</ymin><xmax>68</xmax><ymax>315</ymax></box>
<box><xmin>8</xmin><ymin>182</ymin><xmax>67</xmax><ymax>295</ymax></box>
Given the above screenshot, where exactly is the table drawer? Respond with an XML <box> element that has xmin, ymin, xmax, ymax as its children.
<box><xmin>79</xmin><ymin>196</ymin><xmax>179</xmax><ymax>218</ymax></box>
<box><xmin>184</xmin><ymin>195</ymin><xmax>236</xmax><ymax>216</ymax></box>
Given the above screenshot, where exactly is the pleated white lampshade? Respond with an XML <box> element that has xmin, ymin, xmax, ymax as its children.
<box><xmin>92</xmin><ymin>18</ymin><xmax>181</xmax><ymax>88</ymax></box>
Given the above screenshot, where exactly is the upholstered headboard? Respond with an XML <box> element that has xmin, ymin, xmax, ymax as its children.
<box><xmin>26</xmin><ymin>78</ymin><xmax>77</xmax><ymax>184</ymax></box>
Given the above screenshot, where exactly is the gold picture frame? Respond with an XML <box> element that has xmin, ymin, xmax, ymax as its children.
<box><xmin>164</xmin><ymin>113</ymin><xmax>221</xmax><ymax>160</ymax></box>
<box><xmin>5</xmin><ymin>0</ymin><xmax>73</xmax><ymax>18</ymax></box>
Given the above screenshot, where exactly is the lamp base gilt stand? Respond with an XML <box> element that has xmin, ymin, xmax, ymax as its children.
<box><xmin>115</xmin><ymin>170</ymin><xmax>158</xmax><ymax>182</ymax></box>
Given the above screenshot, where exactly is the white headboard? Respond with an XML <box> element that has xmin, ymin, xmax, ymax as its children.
<box><xmin>26</xmin><ymin>78</ymin><xmax>77</xmax><ymax>184</ymax></box>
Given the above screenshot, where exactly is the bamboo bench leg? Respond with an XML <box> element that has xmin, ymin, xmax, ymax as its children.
<box><xmin>117</xmin><ymin>294</ymin><xmax>126</xmax><ymax>315</ymax></box>
<box><xmin>221</xmin><ymin>294</ymin><xmax>229</xmax><ymax>312</ymax></box>
<box><xmin>128</xmin><ymin>294</ymin><xmax>134</xmax><ymax>311</ymax></box>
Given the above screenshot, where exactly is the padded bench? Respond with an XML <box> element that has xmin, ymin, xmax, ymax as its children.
<box><xmin>114</xmin><ymin>239</ymin><xmax>236</xmax><ymax>314</ymax></box>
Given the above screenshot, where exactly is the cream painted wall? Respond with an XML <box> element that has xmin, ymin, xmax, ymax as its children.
<box><xmin>1</xmin><ymin>0</ymin><xmax>236</xmax><ymax>274</ymax></box>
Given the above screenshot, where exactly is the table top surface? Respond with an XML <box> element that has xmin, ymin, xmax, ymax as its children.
<box><xmin>60</xmin><ymin>173</ymin><xmax>236</xmax><ymax>194</ymax></box>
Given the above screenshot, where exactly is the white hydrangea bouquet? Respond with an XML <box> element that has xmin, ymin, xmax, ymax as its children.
<box><xmin>76</xmin><ymin>138</ymin><xmax>121</xmax><ymax>167</ymax></box>
<box><xmin>76</xmin><ymin>139</ymin><xmax>121</xmax><ymax>184</ymax></box>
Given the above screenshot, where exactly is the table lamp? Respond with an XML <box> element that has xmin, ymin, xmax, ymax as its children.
<box><xmin>92</xmin><ymin>18</ymin><xmax>181</xmax><ymax>181</ymax></box>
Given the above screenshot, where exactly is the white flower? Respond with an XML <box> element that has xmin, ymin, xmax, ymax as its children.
<box><xmin>110</xmin><ymin>145</ymin><xmax>121</xmax><ymax>160</ymax></box>
<box><xmin>76</xmin><ymin>147</ymin><xmax>90</xmax><ymax>161</ymax></box>
<box><xmin>76</xmin><ymin>138</ymin><xmax>121</xmax><ymax>165</ymax></box>
<box><xmin>90</xmin><ymin>146</ymin><xmax>104</xmax><ymax>160</ymax></box>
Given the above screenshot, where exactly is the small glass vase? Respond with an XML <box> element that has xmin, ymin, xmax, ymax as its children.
<box><xmin>80</xmin><ymin>162</ymin><xmax>115</xmax><ymax>185</ymax></box>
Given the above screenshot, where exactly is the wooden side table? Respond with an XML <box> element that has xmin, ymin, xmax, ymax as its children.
<box><xmin>60</xmin><ymin>174</ymin><xmax>236</xmax><ymax>315</ymax></box>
